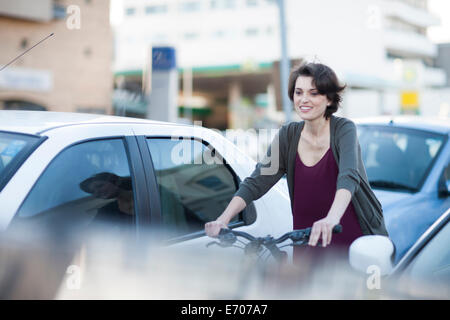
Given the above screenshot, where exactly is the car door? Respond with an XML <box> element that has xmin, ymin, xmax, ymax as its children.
<box><xmin>3</xmin><ymin>123</ymin><xmax>151</xmax><ymax>236</ymax></box>
<box><xmin>393</xmin><ymin>212</ymin><xmax>450</xmax><ymax>298</ymax></box>
<box><xmin>131</xmin><ymin>123</ymin><xmax>292</xmax><ymax>250</ymax></box>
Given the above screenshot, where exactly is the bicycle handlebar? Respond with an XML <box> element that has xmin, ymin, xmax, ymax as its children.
<box><xmin>207</xmin><ymin>224</ymin><xmax>343</xmax><ymax>263</ymax></box>
<box><xmin>215</xmin><ymin>224</ymin><xmax>342</xmax><ymax>247</ymax></box>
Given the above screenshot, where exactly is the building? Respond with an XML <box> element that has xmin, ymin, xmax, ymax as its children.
<box><xmin>435</xmin><ymin>43</ymin><xmax>450</xmax><ymax>87</ymax></box>
<box><xmin>113</xmin><ymin>0</ymin><xmax>447</xmax><ymax>128</ymax></box>
<box><xmin>0</xmin><ymin>0</ymin><xmax>113</xmax><ymax>114</ymax></box>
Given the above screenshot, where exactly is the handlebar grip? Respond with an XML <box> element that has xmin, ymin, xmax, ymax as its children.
<box><xmin>332</xmin><ymin>224</ymin><xmax>343</xmax><ymax>234</ymax></box>
<box><xmin>218</xmin><ymin>228</ymin><xmax>230</xmax><ymax>236</ymax></box>
<box><xmin>217</xmin><ymin>228</ymin><xmax>237</xmax><ymax>245</ymax></box>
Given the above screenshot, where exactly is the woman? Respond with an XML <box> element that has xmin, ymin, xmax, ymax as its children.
<box><xmin>80</xmin><ymin>172</ymin><xmax>134</xmax><ymax>224</ymax></box>
<box><xmin>205</xmin><ymin>63</ymin><xmax>388</xmax><ymax>260</ymax></box>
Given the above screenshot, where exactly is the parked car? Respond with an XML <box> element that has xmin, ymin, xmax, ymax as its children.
<box><xmin>0</xmin><ymin>110</ymin><xmax>292</xmax><ymax>249</ymax></box>
<box><xmin>355</xmin><ymin>116</ymin><xmax>449</xmax><ymax>262</ymax></box>
<box><xmin>349</xmin><ymin>207</ymin><xmax>450</xmax><ymax>299</ymax></box>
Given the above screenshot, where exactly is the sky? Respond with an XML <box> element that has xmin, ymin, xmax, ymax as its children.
<box><xmin>428</xmin><ymin>0</ymin><xmax>450</xmax><ymax>43</ymax></box>
<box><xmin>110</xmin><ymin>0</ymin><xmax>450</xmax><ymax>44</ymax></box>
<box><xmin>110</xmin><ymin>0</ymin><xmax>123</xmax><ymax>26</ymax></box>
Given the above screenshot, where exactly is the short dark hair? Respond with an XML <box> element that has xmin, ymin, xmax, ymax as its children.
<box><xmin>288</xmin><ymin>63</ymin><xmax>346</xmax><ymax>119</ymax></box>
<box><xmin>80</xmin><ymin>172</ymin><xmax>120</xmax><ymax>194</ymax></box>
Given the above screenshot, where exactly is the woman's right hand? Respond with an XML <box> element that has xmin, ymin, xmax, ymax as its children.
<box><xmin>205</xmin><ymin>220</ymin><xmax>228</xmax><ymax>238</ymax></box>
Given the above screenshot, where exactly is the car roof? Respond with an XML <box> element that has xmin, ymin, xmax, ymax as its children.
<box><xmin>0</xmin><ymin>110</ymin><xmax>186</xmax><ymax>135</ymax></box>
<box><xmin>352</xmin><ymin>115</ymin><xmax>450</xmax><ymax>134</ymax></box>
<box><xmin>353</xmin><ymin>116</ymin><xmax>450</xmax><ymax>135</ymax></box>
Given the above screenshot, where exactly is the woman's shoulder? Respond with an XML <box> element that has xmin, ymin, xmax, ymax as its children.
<box><xmin>332</xmin><ymin>115</ymin><xmax>356</xmax><ymax>126</ymax></box>
<box><xmin>280</xmin><ymin>120</ymin><xmax>304</xmax><ymax>136</ymax></box>
<box><xmin>332</xmin><ymin>115</ymin><xmax>357</xmax><ymax>134</ymax></box>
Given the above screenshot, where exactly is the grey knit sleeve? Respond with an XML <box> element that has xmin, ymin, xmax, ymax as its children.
<box><xmin>336</xmin><ymin>120</ymin><xmax>361</xmax><ymax>196</ymax></box>
<box><xmin>234</xmin><ymin>126</ymin><xmax>287</xmax><ymax>205</ymax></box>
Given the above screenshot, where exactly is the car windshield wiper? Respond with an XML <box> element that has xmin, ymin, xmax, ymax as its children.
<box><xmin>369</xmin><ymin>180</ymin><xmax>418</xmax><ymax>192</ymax></box>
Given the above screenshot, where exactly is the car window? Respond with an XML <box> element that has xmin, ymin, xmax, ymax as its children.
<box><xmin>0</xmin><ymin>132</ymin><xmax>39</xmax><ymax>184</ymax></box>
<box><xmin>404</xmin><ymin>221</ymin><xmax>450</xmax><ymax>283</ymax></box>
<box><xmin>358</xmin><ymin>126</ymin><xmax>445</xmax><ymax>192</ymax></box>
<box><xmin>147</xmin><ymin>138</ymin><xmax>241</xmax><ymax>237</ymax></box>
<box><xmin>13</xmin><ymin>139</ymin><xmax>135</xmax><ymax>233</ymax></box>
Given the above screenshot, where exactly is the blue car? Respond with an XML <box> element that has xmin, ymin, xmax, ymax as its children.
<box><xmin>356</xmin><ymin>116</ymin><xmax>450</xmax><ymax>262</ymax></box>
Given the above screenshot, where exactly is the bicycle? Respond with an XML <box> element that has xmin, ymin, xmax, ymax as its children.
<box><xmin>207</xmin><ymin>224</ymin><xmax>343</xmax><ymax>264</ymax></box>
<box><xmin>206</xmin><ymin>225</ymin><xmax>343</xmax><ymax>299</ymax></box>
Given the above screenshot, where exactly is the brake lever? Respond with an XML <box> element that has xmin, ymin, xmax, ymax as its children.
<box><xmin>218</xmin><ymin>229</ymin><xmax>237</xmax><ymax>246</ymax></box>
<box><xmin>206</xmin><ymin>241</ymin><xmax>233</xmax><ymax>248</ymax></box>
<box><xmin>291</xmin><ymin>239</ymin><xmax>308</xmax><ymax>246</ymax></box>
<box><xmin>206</xmin><ymin>228</ymin><xmax>237</xmax><ymax>248</ymax></box>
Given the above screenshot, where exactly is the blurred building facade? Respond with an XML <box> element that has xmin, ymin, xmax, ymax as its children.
<box><xmin>0</xmin><ymin>0</ymin><xmax>113</xmax><ymax>114</ymax></box>
<box><xmin>113</xmin><ymin>0</ymin><xmax>448</xmax><ymax>128</ymax></box>
<box><xmin>435</xmin><ymin>43</ymin><xmax>450</xmax><ymax>87</ymax></box>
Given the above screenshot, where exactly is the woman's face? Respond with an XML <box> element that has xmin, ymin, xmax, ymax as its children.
<box><xmin>89</xmin><ymin>180</ymin><xmax>119</xmax><ymax>199</ymax></box>
<box><xmin>293</xmin><ymin>76</ymin><xmax>331</xmax><ymax>121</ymax></box>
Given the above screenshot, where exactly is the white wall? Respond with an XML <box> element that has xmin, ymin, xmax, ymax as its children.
<box><xmin>339</xmin><ymin>89</ymin><xmax>381</xmax><ymax>118</ymax></box>
<box><xmin>421</xmin><ymin>88</ymin><xmax>450</xmax><ymax>117</ymax></box>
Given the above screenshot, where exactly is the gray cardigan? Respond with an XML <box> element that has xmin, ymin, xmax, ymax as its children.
<box><xmin>235</xmin><ymin>115</ymin><xmax>389</xmax><ymax>236</ymax></box>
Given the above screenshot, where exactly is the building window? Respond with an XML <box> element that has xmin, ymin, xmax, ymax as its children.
<box><xmin>266</xmin><ymin>26</ymin><xmax>274</xmax><ymax>35</ymax></box>
<box><xmin>245</xmin><ymin>28</ymin><xmax>259</xmax><ymax>37</ymax></box>
<box><xmin>401</xmin><ymin>0</ymin><xmax>427</xmax><ymax>10</ymax></box>
<box><xmin>212</xmin><ymin>30</ymin><xmax>225</xmax><ymax>38</ymax></box>
<box><xmin>210</xmin><ymin>0</ymin><xmax>217</xmax><ymax>9</ymax></box>
<box><xmin>125</xmin><ymin>7</ymin><xmax>136</xmax><ymax>16</ymax></box>
<box><xmin>246</xmin><ymin>0</ymin><xmax>258</xmax><ymax>7</ymax></box>
<box><xmin>180</xmin><ymin>1</ymin><xmax>201</xmax><ymax>12</ymax></box>
<box><xmin>153</xmin><ymin>34</ymin><xmax>168</xmax><ymax>42</ymax></box>
<box><xmin>145</xmin><ymin>5</ymin><xmax>168</xmax><ymax>15</ymax></box>
<box><xmin>4</xmin><ymin>100</ymin><xmax>46</xmax><ymax>111</ymax></box>
<box><xmin>84</xmin><ymin>47</ymin><xmax>92</xmax><ymax>58</ymax></box>
<box><xmin>20</xmin><ymin>38</ymin><xmax>28</xmax><ymax>49</ymax></box>
<box><xmin>224</xmin><ymin>0</ymin><xmax>236</xmax><ymax>9</ymax></box>
<box><xmin>385</xmin><ymin>17</ymin><xmax>425</xmax><ymax>35</ymax></box>
<box><xmin>183</xmin><ymin>32</ymin><xmax>199</xmax><ymax>40</ymax></box>
<box><xmin>210</xmin><ymin>0</ymin><xmax>236</xmax><ymax>10</ymax></box>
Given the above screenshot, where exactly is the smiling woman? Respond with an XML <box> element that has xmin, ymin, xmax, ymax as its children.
<box><xmin>205</xmin><ymin>62</ymin><xmax>389</xmax><ymax>268</ymax></box>
<box><xmin>288</xmin><ymin>63</ymin><xmax>346</xmax><ymax>121</ymax></box>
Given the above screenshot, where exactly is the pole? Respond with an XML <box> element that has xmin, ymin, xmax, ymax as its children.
<box><xmin>183</xmin><ymin>67</ymin><xmax>193</xmax><ymax>123</ymax></box>
<box><xmin>277</xmin><ymin>0</ymin><xmax>291</xmax><ymax>123</ymax></box>
<box><xmin>0</xmin><ymin>33</ymin><xmax>54</xmax><ymax>72</ymax></box>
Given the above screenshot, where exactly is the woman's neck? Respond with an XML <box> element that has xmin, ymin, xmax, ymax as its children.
<box><xmin>303</xmin><ymin>117</ymin><xmax>330</xmax><ymax>138</ymax></box>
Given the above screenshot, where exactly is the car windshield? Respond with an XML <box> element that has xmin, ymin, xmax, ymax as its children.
<box><xmin>358</xmin><ymin>125</ymin><xmax>446</xmax><ymax>192</ymax></box>
<box><xmin>0</xmin><ymin>132</ymin><xmax>40</xmax><ymax>187</ymax></box>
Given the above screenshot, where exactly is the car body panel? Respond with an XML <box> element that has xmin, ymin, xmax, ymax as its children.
<box><xmin>392</xmin><ymin>207</ymin><xmax>450</xmax><ymax>275</ymax></box>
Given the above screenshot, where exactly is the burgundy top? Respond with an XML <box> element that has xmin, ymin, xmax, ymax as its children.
<box><xmin>292</xmin><ymin>148</ymin><xmax>363</xmax><ymax>262</ymax></box>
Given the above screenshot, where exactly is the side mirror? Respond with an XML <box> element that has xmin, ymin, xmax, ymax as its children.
<box><xmin>438</xmin><ymin>166</ymin><xmax>450</xmax><ymax>198</ymax></box>
<box><xmin>438</xmin><ymin>179</ymin><xmax>450</xmax><ymax>198</ymax></box>
<box><xmin>349</xmin><ymin>235</ymin><xmax>394</xmax><ymax>276</ymax></box>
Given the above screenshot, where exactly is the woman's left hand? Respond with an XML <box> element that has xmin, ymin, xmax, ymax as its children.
<box><xmin>308</xmin><ymin>216</ymin><xmax>340</xmax><ymax>247</ymax></box>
